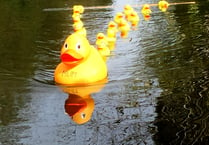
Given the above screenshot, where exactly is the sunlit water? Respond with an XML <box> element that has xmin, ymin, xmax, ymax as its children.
<box><xmin>0</xmin><ymin>0</ymin><xmax>209</xmax><ymax>145</ymax></box>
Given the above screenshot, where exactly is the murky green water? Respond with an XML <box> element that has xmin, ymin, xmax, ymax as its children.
<box><xmin>0</xmin><ymin>0</ymin><xmax>209</xmax><ymax>144</ymax></box>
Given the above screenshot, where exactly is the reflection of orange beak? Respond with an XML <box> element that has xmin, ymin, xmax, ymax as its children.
<box><xmin>65</xmin><ymin>95</ymin><xmax>87</xmax><ymax>116</ymax></box>
<box><xmin>64</xmin><ymin>94</ymin><xmax>95</xmax><ymax>124</ymax></box>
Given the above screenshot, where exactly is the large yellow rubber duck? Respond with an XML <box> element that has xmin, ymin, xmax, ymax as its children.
<box><xmin>73</xmin><ymin>21</ymin><xmax>87</xmax><ymax>37</ymax></box>
<box><xmin>118</xmin><ymin>18</ymin><xmax>130</xmax><ymax>38</ymax></box>
<box><xmin>158</xmin><ymin>0</ymin><xmax>169</xmax><ymax>12</ymax></box>
<box><xmin>123</xmin><ymin>4</ymin><xmax>134</xmax><ymax>21</ymax></box>
<box><xmin>141</xmin><ymin>4</ymin><xmax>152</xmax><ymax>20</ymax></box>
<box><xmin>54</xmin><ymin>33</ymin><xmax>108</xmax><ymax>85</ymax></box>
<box><xmin>114</xmin><ymin>12</ymin><xmax>124</xmax><ymax>24</ymax></box>
<box><xmin>106</xmin><ymin>21</ymin><xmax>118</xmax><ymax>50</ymax></box>
<box><xmin>96</xmin><ymin>33</ymin><xmax>110</xmax><ymax>58</ymax></box>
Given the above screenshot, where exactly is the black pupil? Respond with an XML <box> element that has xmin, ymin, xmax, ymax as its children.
<box><xmin>65</xmin><ymin>43</ymin><xmax>68</xmax><ymax>48</ymax></box>
<box><xmin>77</xmin><ymin>45</ymin><xmax>80</xmax><ymax>49</ymax></box>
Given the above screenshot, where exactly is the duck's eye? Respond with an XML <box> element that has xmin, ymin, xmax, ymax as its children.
<box><xmin>81</xmin><ymin>113</ymin><xmax>86</xmax><ymax>119</ymax></box>
<box><xmin>76</xmin><ymin>43</ymin><xmax>81</xmax><ymax>50</ymax></box>
<box><xmin>64</xmin><ymin>43</ymin><xmax>68</xmax><ymax>49</ymax></box>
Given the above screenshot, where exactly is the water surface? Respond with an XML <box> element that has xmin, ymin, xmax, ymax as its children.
<box><xmin>0</xmin><ymin>0</ymin><xmax>209</xmax><ymax>144</ymax></box>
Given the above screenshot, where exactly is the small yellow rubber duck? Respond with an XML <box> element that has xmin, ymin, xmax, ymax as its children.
<box><xmin>106</xmin><ymin>21</ymin><xmax>117</xmax><ymax>50</ymax></box>
<box><xmin>123</xmin><ymin>4</ymin><xmax>134</xmax><ymax>21</ymax></box>
<box><xmin>72</xmin><ymin>14</ymin><xmax>81</xmax><ymax>24</ymax></box>
<box><xmin>72</xmin><ymin>5</ymin><xmax>84</xmax><ymax>19</ymax></box>
<box><xmin>107</xmin><ymin>21</ymin><xmax>118</xmax><ymax>38</ymax></box>
<box><xmin>158</xmin><ymin>0</ymin><xmax>169</xmax><ymax>12</ymax></box>
<box><xmin>118</xmin><ymin>18</ymin><xmax>130</xmax><ymax>38</ymax></box>
<box><xmin>129</xmin><ymin>11</ymin><xmax>140</xmax><ymax>28</ymax></box>
<box><xmin>73</xmin><ymin>21</ymin><xmax>87</xmax><ymax>37</ymax></box>
<box><xmin>114</xmin><ymin>12</ymin><xmax>124</xmax><ymax>24</ymax></box>
<box><xmin>141</xmin><ymin>4</ymin><xmax>152</xmax><ymax>20</ymax></box>
<box><xmin>96</xmin><ymin>33</ymin><xmax>110</xmax><ymax>58</ymax></box>
<box><xmin>73</xmin><ymin>5</ymin><xmax>84</xmax><ymax>15</ymax></box>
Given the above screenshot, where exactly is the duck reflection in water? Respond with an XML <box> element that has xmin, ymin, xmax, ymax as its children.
<box><xmin>59</xmin><ymin>79</ymin><xmax>107</xmax><ymax>124</ymax></box>
<box><xmin>65</xmin><ymin>94</ymin><xmax>94</xmax><ymax>125</ymax></box>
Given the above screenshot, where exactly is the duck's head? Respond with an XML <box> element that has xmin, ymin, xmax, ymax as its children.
<box><xmin>115</xmin><ymin>12</ymin><xmax>124</xmax><ymax>19</ymax></box>
<box><xmin>130</xmin><ymin>11</ymin><xmax>138</xmax><ymax>18</ymax></box>
<box><xmin>142</xmin><ymin>4</ymin><xmax>151</xmax><ymax>11</ymax></box>
<box><xmin>96</xmin><ymin>33</ymin><xmax>105</xmax><ymax>40</ymax></box>
<box><xmin>108</xmin><ymin>21</ymin><xmax>117</xmax><ymax>28</ymax></box>
<box><xmin>118</xmin><ymin>19</ymin><xmax>128</xmax><ymax>27</ymax></box>
<box><xmin>124</xmin><ymin>4</ymin><xmax>133</xmax><ymax>11</ymax></box>
<box><xmin>162</xmin><ymin>1</ymin><xmax>169</xmax><ymax>9</ymax></box>
<box><xmin>60</xmin><ymin>33</ymin><xmax>90</xmax><ymax>65</ymax></box>
<box><xmin>72</xmin><ymin>15</ymin><xmax>81</xmax><ymax>23</ymax></box>
<box><xmin>73</xmin><ymin>21</ymin><xmax>84</xmax><ymax>31</ymax></box>
<box><xmin>73</xmin><ymin>5</ymin><xmax>84</xmax><ymax>14</ymax></box>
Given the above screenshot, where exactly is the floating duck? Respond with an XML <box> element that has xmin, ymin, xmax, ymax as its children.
<box><xmin>114</xmin><ymin>12</ymin><xmax>124</xmax><ymax>24</ymax></box>
<box><xmin>129</xmin><ymin>10</ymin><xmax>140</xmax><ymax>28</ymax></box>
<box><xmin>96</xmin><ymin>33</ymin><xmax>110</xmax><ymax>58</ymax></box>
<box><xmin>73</xmin><ymin>21</ymin><xmax>87</xmax><ymax>37</ymax></box>
<box><xmin>73</xmin><ymin>5</ymin><xmax>84</xmax><ymax>15</ymax></box>
<box><xmin>72</xmin><ymin>5</ymin><xmax>84</xmax><ymax>19</ymax></box>
<box><xmin>62</xmin><ymin>81</ymin><xmax>106</xmax><ymax>124</ymax></box>
<box><xmin>107</xmin><ymin>21</ymin><xmax>118</xmax><ymax>38</ymax></box>
<box><xmin>141</xmin><ymin>4</ymin><xmax>152</xmax><ymax>20</ymax></box>
<box><xmin>158</xmin><ymin>0</ymin><xmax>169</xmax><ymax>12</ymax></box>
<box><xmin>72</xmin><ymin>14</ymin><xmax>81</xmax><ymax>24</ymax></box>
<box><xmin>54</xmin><ymin>33</ymin><xmax>108</xmax><ymax>85</ymax></box>
<box><xmin>123</xmin><ymin>4</ymin><xmax>134</xmax><ymax>21</ymax></box>
<box><xmin>106</xmin><ymin>21</ymin><xmax>118</xmax><ymax>50</ymax></box>
<box><xmin>118</xmin><ymin>18</ymin><xmax>130</xmax><ymax>38</ymax></box>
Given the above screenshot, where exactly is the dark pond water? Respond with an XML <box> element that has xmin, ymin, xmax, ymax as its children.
<box><xmin>0</xmin><ymin>0</ymin><xmax>209</xmax><ymax>144</ymax></box>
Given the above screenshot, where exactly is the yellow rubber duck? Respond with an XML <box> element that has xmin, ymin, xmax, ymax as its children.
<box><xmin>114</xmin><ymin>12</ymin><xmax>124</xmax><ymax>24</ymax></box>
<box><xmin>129</xmin><ymin>10</ymin><xmax>140</xmax><ymax>28</ymax></box>
<box><xmin>72</xmin><ymin>5</ymin><xmax>84</xmax><ymax>19</ymax></box>
<box><xmin>73</xmin><ymin>5</ymin><xmax>84</xmax><ymax>15</ymax></box>
<box><xmin>123</xmin><ymin>4</ymin><xmax>134</xmax><ymax>21</ymax></box>
<box><xmin>62</xmin><ymin>81</ymin><xmax>107</xmax><ymax>124</ymax></box>
<box><xmin>54</xmin><ymin>33</ymin><xmax>108</xmax><ymax>85</ymax></box>
<box><xmin>106</xmin><ymin>21</ymin><xmax>118</xmax><ymax>50</ymax></box>
<box><xmin>158</xmin><ymin>0</ymin><xmax>169</xmax><ymax>12</ymax></box>
<box><xmin>118</xmin><ymin>18</ymin><xmax>130</xmax><ymax>38</ymax></box>
<box><xmin>72</xmin><ymin>14</ymin><xmax>81</xmax><ymax>24</ymax></box>
<box><xmin>96</xmin><ymin>33</ymin><xmax>110</xmax><ymax>57</ymax></box>
<box><xmin>141</xmin><ymin>4</ymin><xmax>152</xmax><ymax>20</ymax></box>
<box><xmin>73</xmin><ymin>21</ymin><xmax>87</xmax><ymax>37</ymax></box>
<box><xmin>107</xmin><ymin>21</ymin><xmax>118</xmax><ymax>38</ymax></box>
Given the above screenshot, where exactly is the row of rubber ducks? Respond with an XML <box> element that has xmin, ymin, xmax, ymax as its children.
<box><xmin>54</xmin><ymin>0</ymin><xmax>170</xmax><ymax>124</ymax></box>
<box><xmin>54</xmin><ymin>0</ymin><xmax>170</xmax><ymax>86</ymax></box>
